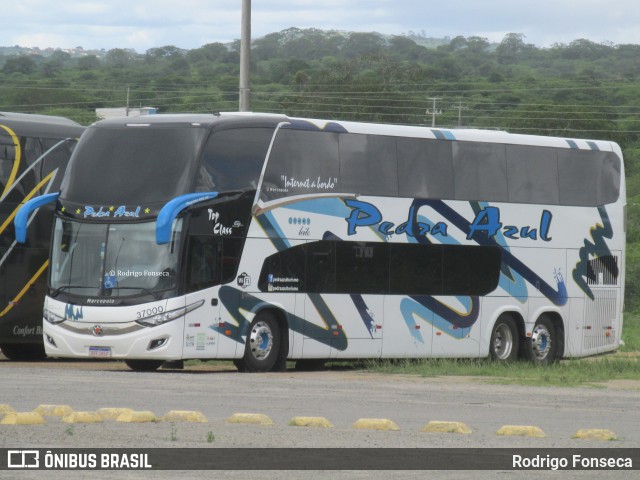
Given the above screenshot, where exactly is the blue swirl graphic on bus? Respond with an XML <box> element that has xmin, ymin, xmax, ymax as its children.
<box><xmin>400</xmin><ymin>296</ymin><xmax>477</xmax><ymax>341</ymax></box>
<box><xmin>572</xmin><ymin>206</ymin><xmax>616</xmax><ymax>300</ymax></box>
<box><xmin>216</xmin><ymin>286</ymin><xmax>348</xmax><ymax>350</ymax></box>
<box><xmin>403</xmin><ymin>199</ymin><xmax>567</xmax><ymax>307</ymax></box>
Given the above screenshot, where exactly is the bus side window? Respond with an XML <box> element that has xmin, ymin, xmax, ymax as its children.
<box><xmin>306</xmin><ymin>241</ymin><xmax>335</xmax><ymax>293</ymax></box>
<box><xmin>0</xmin><ymin>133</ymin><xmax>17</xmax><ymax>195</ymax></box>
<box><xmin>221</xmin><ymin>237</ymin><xmax>244</xmax><ymax>284</ymax></box>
<box><xmin>186</xmin><ymin>236</ymin><xmax>221</xmax><ymax>293</ymax></box>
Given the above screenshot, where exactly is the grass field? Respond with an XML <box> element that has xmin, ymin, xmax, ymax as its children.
<box><xmin>359</xmin><ymin>312</ymin><xmax>640</xmax><ymax>386</ymax></box>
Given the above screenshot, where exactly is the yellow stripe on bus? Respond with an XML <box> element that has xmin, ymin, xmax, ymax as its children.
<box><xmin>0</xmin><ymin>124</ymin><xmax>22</xmax><ymax>198</ymax></box>
<box><xmin>0</xmin><ymin>170</ymin><xmax>56</xmax><ymax>236</ymax></box>
<box><xmin>0</xmin><ymin>260</ymin><xmax>49</xmax><ymax>317</ymax></box>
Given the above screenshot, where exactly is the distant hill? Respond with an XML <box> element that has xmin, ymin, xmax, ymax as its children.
<box><xmin>1</xmin><ymin>28</ymin><xmax>456</xmax><ymax>58</ymax></box>
<box><xmin>0</xmin><ymin>45</ymin><xmax>108</xmax><ymax>58</ymax></box>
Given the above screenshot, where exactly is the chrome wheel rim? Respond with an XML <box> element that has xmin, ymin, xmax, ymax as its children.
<box><xmin>493</xmin><ymin>323</ymin><xmax>514</xmax><ymax>360</ymax></box>
<box><xmin>531</xmin><ymin>324</ymin><xmax>552</xmax><ymax>361</ymax></box>
<box><xmin>249</xmin><ymin>320</ymin><xmax>273</xmax><ymax>361</ymax></box>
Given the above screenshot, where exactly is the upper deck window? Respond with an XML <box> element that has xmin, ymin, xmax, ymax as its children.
<box><xmin>261</xmin><ymin>128</ymin><xmax>621</xmax><ymax>207</ymax></box>
<box><xmin>61</xmin><ymin>125</ymin><xmax>208</xmax><ymax>205</ymax></box>
<box><xmin>195</xmin><ymin>127</ymin><xmax>274</xmax><ymax>194</ymax></box>
<box><xmin>262</xmin><ymin>129</ymin><xmax>341</xmax><ymax>201</ymax></box>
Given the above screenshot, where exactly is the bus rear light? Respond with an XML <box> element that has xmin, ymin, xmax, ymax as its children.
<box><xmin>225</xmin><ymin>330</ymin><xmax>232</xmax><ymax>336</ymax></box>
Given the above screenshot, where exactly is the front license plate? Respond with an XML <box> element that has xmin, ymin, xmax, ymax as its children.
<box><xmin>89</xmin><ymin>346</ymin><xmax>111</xmax><ymax>358</ymax></box>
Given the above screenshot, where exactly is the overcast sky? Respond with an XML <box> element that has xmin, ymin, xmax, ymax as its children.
<box><xmin>4</xmin><ymin>0</ymin><xmax>639</xmax><ymax>52</ymax></box>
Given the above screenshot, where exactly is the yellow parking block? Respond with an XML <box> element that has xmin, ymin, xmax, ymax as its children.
<box><xmin>573</xmin><ymin>429</ymin><xmax>617</xmax><ymax>441</ymax></box>
<box><xmin>1</xmin><ymin>412</ymin><xmax>46</xmax><ymax>425</ymax></box>
<box><xmin>226</xmin><ymin>413</ymin><xmax>274</xmax><ymax>426</ymax></box>
<box><xmin>289</xmin><ymin>416</ymin><xmax>334</xmax><ymax>428</ymax></box>
<box><xmin>96</xmin><ymin>408</ymin><xmax>135</xmax><ymax>420</ymax></box>
<box><xmin>0</xmin><ymin>404</ymin><xmax>15</xmax><ymax>415</ymax></box>
<box><xmin>496</xmin><ymin>425</ymin><xmax>546</xmax><ymax>438</ymax></box>
<box><xmin>161</xmin><ymin>410</ymin><xmax>208</xmax><ymax>423</ymax></box>
<box><xmin>421</xmin><ymin>421</ymin><xmax>472</xmax><ymax>434</ymax></box>
<box><xmin>33</xmin><ymin>404</ymin><xmax>74</xmax><ymax>417</ymax></box>
<box><xmin>62</xmin><ymin>412</ymin><xmax>103</xmax><ymax>424</ymax></box>
<box><xmin>352</xmin><ymin>418</ymin><xmax>400</xmax><ymax>431</ymax></box>
<box><xmin>116</xmin><ymin>410</ymin><xmax>157</xmax><ymax>423</ymax></box>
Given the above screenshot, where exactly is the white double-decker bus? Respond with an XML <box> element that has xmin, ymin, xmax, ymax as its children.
<box><xmin>15</xmin><ymin>113</ymin><xmax>625</xmax><ymax>371</ymax></box>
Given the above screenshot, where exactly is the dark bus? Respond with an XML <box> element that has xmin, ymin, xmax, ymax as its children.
<box><xmin>0</xmin><ymin>112</ymin><xmax>85</xmax><ymax>359</ymax></box>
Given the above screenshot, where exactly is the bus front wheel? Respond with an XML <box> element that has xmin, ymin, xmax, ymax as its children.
<box><xmin>489</xmin><ymin>316</ymin><xmax>519</xmax><ymax>362</ymax></box>
<box><xmin>524</xmin><ymin>315</ymin><xmax>558</xmax><ymax>365</ymax></box>
<box><xmin>124</xmin><ymin>359</ymin><xmax>164</xmax><ymax>372</ymax></box>
<box><xmin>243</xmin><ymin>313</ymin><xmax>281</xmax><ymax>372</ymax></box>
<box><xmin>0</xmin><ymin>343</ymin><xmax>46</xmax><ymax>361</ymax></box>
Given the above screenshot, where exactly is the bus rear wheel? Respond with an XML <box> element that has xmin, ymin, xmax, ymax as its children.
<box><xmin>489</xmin><ymin>316</ymin><xmax>519</xmax><ymax>362</ymax></box>
<box><xmin>524</xmin><ymin>315</ymin><xmax>557</xmax><ymax>365</ymax></box>
<box><xmin>243</xmin><ymin>312</ymin><xmax>281</xmax><ymax>372</ymax></box>
<box><xmin>124</xmin><ymin>359</ymin><xmax>164</xmax><ymax>372</ymax></box>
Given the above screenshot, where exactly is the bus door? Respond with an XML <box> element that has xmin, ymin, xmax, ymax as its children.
<box><xmin>331</xmin><ymin>241</ymin><xmax>385</xmax><ymax>359</ymax></box>
<box><xmin>183</xmin><ymin>234</ymin><xmax>221</xmax><ymax>359</ymax></box>
<box><xmin>302</xmin><ymin>242</ymin><xmax>334</xmax><ymax>358</ymax></box>
<box><xmin>301</xmin><ymin>241</ymin><xmax>385</xmax><ymax>359</ymax></box>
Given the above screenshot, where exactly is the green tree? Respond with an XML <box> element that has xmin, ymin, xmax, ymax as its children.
<box><xmin>2</xmin><ymin>55</ymin><xmax>37</xmax><ymax>74</ymax></box>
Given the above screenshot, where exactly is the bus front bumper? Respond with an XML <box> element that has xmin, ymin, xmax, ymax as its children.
<box><xmin>42</xmin><ymin>319</ymin><xmax>184</xmax><ymax>360</ymax></box>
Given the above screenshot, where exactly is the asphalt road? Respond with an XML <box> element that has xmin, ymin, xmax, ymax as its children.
<box><xmin>0</xmin><ymin>357</ymin><xmax>638</xmax><ymax>479</ymax></box>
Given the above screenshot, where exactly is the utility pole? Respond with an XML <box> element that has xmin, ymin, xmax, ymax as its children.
<box><xmin>456</xmin><ymin>100</ymin><xmax>468</xmax><ymax>127</ymax></box>
<box><xmin>126</xmin><ymin>85</ymin><xmax>130</xmax><ymax>117</ymax></box>
<box><xmin>239</xmin><ymin>0</ymin><xmax>251</xmax><ymax>112</ymax></box>
<box><xmin>426</xmin><ymin>97</ymin><xmax>442</xmax><ymax>127</ymax></box>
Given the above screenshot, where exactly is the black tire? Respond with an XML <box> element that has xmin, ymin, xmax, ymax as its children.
<box><xmin>489</xmin><ymin>316</ymin><xmax>519</xmax><ymax>362</ymax></box>
<box><xmin>233</xmin><ymin>359</ymin><xmax>246</xmax><ymax>372</ymax></box>
<box><xmin>243</xmin><ymin>312</ymin><xmax>281</xmax><ymax>372</ymax></box>
<box><xmin>0</xmin><ymin>343</ymin><xmax>46</xmax><ymax>361</ymax></box>
<box><xmin>524</xmin><ymin>315</ymin><xmax>558</xmax><ymax>365</ymax></box>
<box><xmin>294</xmin><ymin>359</ymin><xmax>326</xmax><ymax>371</ymax></box>
<box><xmin>124</xmin><ymin>359</ymin><xmax>164</xmax><ymax>372</ymax></box>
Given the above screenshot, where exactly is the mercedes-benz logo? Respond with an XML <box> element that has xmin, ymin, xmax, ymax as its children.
<box><xmin>92</xmin><ymin>325</ymin><xmax>104</xmax><ymax>336</ymax></box>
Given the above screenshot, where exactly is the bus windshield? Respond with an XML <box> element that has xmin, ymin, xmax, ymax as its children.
<box><xmin>50</xmin><ymin>218</ymin><xmax>182</xmax><ymax>298</ymax></box>
<box><xmin>60</xmin><ymin>125</ymin><xmax>208</xmax><ymax>205</ymax></box>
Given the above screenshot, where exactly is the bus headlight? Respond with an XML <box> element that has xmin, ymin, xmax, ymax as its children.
<box><xmin>135</xmin><ymin>299</ymin><xmax>204</xmax><ymax>327</ymax></box>
<box><xmin>43</xmin><ymin>308</ymin><xmax>65</xmax><ymax>325</ymax></box>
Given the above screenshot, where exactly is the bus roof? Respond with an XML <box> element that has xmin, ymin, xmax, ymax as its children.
<box><xmin>0</xmin><ymin>112</ymin><xmax>85</xmax><ymax>138</ymax></box>
<box><xmin>91</xmin><ymin>112</ymin><xmax>289</xmax><ymax>129</ymax></box>
<box><xmin>88</xmin><ymin>112</ymin><xmax>619</xmax><ymax>153</ymax></box>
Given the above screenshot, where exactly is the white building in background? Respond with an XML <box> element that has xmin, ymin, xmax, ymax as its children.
<box><xmin>95</xmin><ymin>107</ymin><xmax>157</xmax><ymax>120</ymax></box>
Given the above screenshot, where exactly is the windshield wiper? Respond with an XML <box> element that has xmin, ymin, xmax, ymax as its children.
<box><xmin>49</xmin><ymin>285</ymin><xmax>91</xmax><ymax>298</ymax></box>
<box><xmin>106</xmin><ymin>286</ymin><xmax>163</xmax><ymax>301</ymax></box>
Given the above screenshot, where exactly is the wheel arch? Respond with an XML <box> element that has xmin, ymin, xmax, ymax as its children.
<box><xmin>485</xmin><ymin>307</ymin><xmax>526</xmax><ymax>357</ymax></box>
<box><xmin>488</xmin><ymin>309</ymin><xmax>526</xmax><ymax>361</ymax></box>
